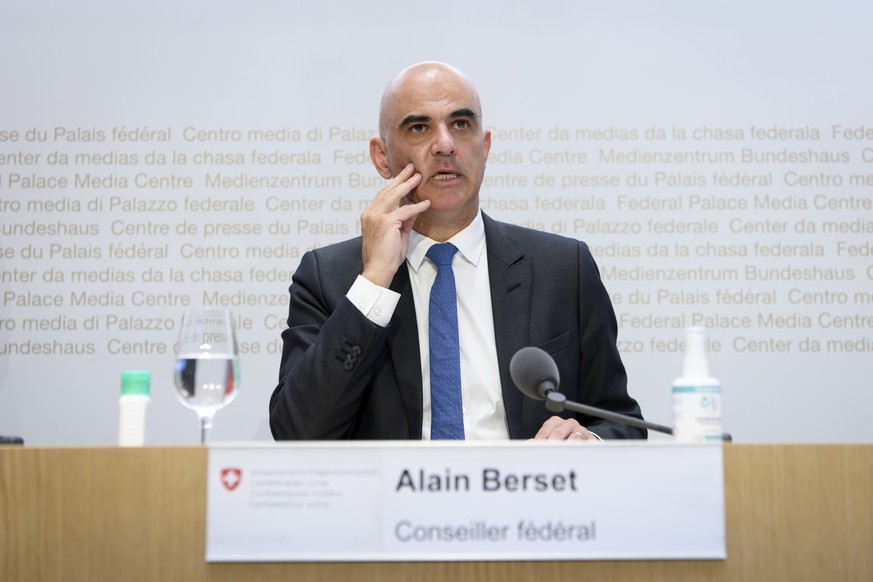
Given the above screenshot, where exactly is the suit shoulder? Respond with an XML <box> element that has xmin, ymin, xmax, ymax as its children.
<box><xmin>296</xmin><ymin>237</ymin><xmax>363</xmax><ymax>288</ymax></box>
<box><xmin>310</xmin><ymin>236</ymin><xmax>363</xmax><ymax>256</ymax></box>
<box><xmin>304</xmin><ymin>237</ymin><xmax>363</xmax><ymax>266</ymax></box>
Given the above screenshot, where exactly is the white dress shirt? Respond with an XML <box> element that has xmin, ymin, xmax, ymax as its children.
<box><xmin>347</xmin><ymin>212</ymin><xmax>509</xmax><ymax>439</ymax></box>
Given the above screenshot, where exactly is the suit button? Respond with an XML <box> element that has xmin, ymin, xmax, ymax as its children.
<box><xmin>351</xmin><ymin>345</ymin><xmax>362</xmax><ymax>356</ymax></box>
<box><xmin>343</xmin><ymin>361</ymin><xmax>354</xmax><ymax>371</ymax></box>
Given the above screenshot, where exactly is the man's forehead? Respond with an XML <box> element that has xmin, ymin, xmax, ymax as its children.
<box><xmin>379</xmin><ymin>62</ymin><xmax>482</xmax><ymax>133</ymax></box>
<box><xmin>388</xmin><ymin>83</ymin><xmax>480</xmax><ymax>117</ymax></box>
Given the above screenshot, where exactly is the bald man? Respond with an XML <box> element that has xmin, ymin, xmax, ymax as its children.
<box><xmin>270</xmin><ymin>62</ymin><xmax>646</xmax><ymax>441</ymax></box>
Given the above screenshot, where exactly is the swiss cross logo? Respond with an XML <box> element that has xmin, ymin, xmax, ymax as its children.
<box><xmin>221</xmin><ymin>468</ymin><xmax>242</xmax><ymax>491</ymax></box>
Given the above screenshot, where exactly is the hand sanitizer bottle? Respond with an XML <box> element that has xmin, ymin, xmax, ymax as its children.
<box><xmin>672</xmin><ymin>327</ymin><xmax>722</xmax><ymax>443</ymax></box>
<box><xmin>118</xmin><ymin>370</ymin><xmax>150</xmax><ymax>446</ymax></box>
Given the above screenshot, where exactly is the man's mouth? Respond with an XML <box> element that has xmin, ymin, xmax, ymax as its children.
<box><xmin>432</xmin><ymin>172</ymin><xmax>461</xmax><ymax>181</ymax></box>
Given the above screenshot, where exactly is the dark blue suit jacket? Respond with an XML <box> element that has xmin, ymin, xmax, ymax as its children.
<box><xmin>270</xmin><ymin>213</ymin><xmax>646</xmax><ymax>440</ymax></box>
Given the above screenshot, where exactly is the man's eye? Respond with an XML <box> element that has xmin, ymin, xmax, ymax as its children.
<box><xmin>454</xmin><ymin>120</ymin><xmax>469</xmax><ymax>129</ymax></box>
<box><xmin>410</xmin><ymin>124</ymin><xmax>426</xmax><ymax>133</ymax></box>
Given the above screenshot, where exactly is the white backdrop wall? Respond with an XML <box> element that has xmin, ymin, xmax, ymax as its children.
<box><xmin>1</xmin><ymin>1</ymin><xmax>871</xmax><ymax>445</ymax></box>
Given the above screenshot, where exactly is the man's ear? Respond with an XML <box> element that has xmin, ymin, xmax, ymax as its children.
<box><xmin>369</xmin><ymin>137</ymin><xmax>393</xmax><ymax>179</ymax></box>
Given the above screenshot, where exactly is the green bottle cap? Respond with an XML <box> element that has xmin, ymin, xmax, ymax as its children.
<box><xmin>120</xmin><ymin>370</ymin><xmax>151</xmax><ymax>397</ymax></box>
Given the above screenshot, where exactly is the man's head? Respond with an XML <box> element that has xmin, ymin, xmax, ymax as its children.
<box><xmin>370</xmin><ymin>62</ymin><xmax>492</xmax><ymax>238</ymax></box>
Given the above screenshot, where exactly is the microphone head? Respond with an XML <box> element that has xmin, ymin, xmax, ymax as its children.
<box><xmin>510</xmin><ymin>346</ymin><xmax>560</xmax><ymax>400</ymax></box>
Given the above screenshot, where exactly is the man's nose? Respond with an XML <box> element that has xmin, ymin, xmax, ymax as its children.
<box><xmin>431</xmin><ymin>125</ymin><xmax>456</xmax><ymax>156</ymax></box>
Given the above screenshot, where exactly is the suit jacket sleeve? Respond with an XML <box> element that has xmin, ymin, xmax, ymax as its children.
<box><xmin>269</xmin><ymin>245</ymin><xmax>388</xmax><ymax>440</ymax></box>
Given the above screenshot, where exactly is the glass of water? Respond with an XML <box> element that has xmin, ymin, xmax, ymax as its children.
<box><xmin>174</xmin><ymin>308</ymin><xmax>239</xmax><ymax>444</ymax></box>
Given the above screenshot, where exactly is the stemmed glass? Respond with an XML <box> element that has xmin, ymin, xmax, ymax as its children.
<box><xmin>174</xmin><ymin>308</ymin><xmax>239</xmax><ymax>444</ymax></box>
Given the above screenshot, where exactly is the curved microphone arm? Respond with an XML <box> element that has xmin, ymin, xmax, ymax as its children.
<box><xmin>545</xmin><ymin>391</ymin><xmax>674</xmax><ymax>435</ymax></box>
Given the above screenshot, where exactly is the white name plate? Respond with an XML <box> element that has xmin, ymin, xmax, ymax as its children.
<box><xmin>206</xmin><ymin>441</ymin><xmax>725</xmax><ymax>562</ymax></box>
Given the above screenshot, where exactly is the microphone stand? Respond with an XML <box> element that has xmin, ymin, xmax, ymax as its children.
<box><xmin>545</xmin><ymin>391</ymin><xmax>732</xmax><ymax>442</ymax></box>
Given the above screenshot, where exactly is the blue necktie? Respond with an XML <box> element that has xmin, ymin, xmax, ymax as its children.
<box><xmin>427</xmin><ymin>243</ymin><xmax>465</xmax><ymax>440</ymax></box>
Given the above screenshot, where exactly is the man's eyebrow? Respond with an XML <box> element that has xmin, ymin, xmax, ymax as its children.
<box><xmin>399</xmin><ymin>114</ymin><xmax>431</xmax><ymax>129</ymax></box>
<box><xmin>449</xmin><ymin>108</ymin><xmax>478</xmax><ymax>120</ymax></box>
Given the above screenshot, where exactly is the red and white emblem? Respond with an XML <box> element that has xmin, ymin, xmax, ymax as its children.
<box><xmin>220</xmin><ymin>467</ymin><xmax>242</xmax><ymax>491</ymax></box>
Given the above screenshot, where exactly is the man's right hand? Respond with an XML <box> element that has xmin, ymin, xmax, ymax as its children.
<box><xmin>360</xmin><ymin>163</ymin><xmax>431</xmax><ymax>287</ymax></box>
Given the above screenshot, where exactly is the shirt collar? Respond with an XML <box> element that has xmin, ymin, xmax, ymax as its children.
<box><xmin>407</xmin><ymin>210</ymin><xmax>486</xmax><ymax>273</ymax></box>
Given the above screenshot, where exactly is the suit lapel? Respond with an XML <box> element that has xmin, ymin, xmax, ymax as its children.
<box><xmin>483</xmin><ymin>214</ymin><xmax>532</xmax><ymax>438</ymax></box>
<box><xmin>386</xmin><ymin>265</ymin><xmax>423</xmax><ymax>438</ymax></box>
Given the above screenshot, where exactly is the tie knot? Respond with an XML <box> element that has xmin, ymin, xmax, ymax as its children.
<box><xmin>427</xmin><ymin>242</ymin><xmax>458</xmax><ymax>268</ymax></box>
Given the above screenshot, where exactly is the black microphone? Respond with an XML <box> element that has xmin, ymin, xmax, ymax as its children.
<box><xmin>509</xmin><ymin>345</ymin><xmax>560</xmax><ymax>400</ymax></box>
<box><xmin>510</xmin><ymin>346</ymin><xmax>675</xmax><ymax>436</ymax></box>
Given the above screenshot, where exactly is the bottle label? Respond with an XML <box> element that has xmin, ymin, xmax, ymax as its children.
<box><xmin>118</xmin><ymin>399</ymin><xmax>148</xmax><ymax>447</ymax></box>
<box><xmin>673</xmin><ymin>384</ymin><xmax>722</xmax><ymax>443</ymax></box>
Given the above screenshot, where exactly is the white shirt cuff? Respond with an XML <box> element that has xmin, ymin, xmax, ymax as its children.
<box><xmin>347</xmin><ymin>275</ymin><xmax>400</xmax><ymax>327</ymax></box>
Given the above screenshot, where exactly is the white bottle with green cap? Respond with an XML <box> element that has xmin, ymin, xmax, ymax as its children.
<box><xmin>672</xmin><ymin>327</ymin><xmax>722</xmax><ymax>443</ymax></box>
<box><xmin>118</xmin><ymin>370</ymin><xmax>150</xmax><ymax>446</ymax></box>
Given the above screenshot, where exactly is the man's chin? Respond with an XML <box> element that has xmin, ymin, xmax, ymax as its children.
<box><xmin>417</xmin><ymin>183</ymin><xmax>472</xmax><ymax>202</ymax></box>
<box><xmin>423</xmin><ymin>195</ymin><xmax>479</xmax><ymax>218</ymax></box>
